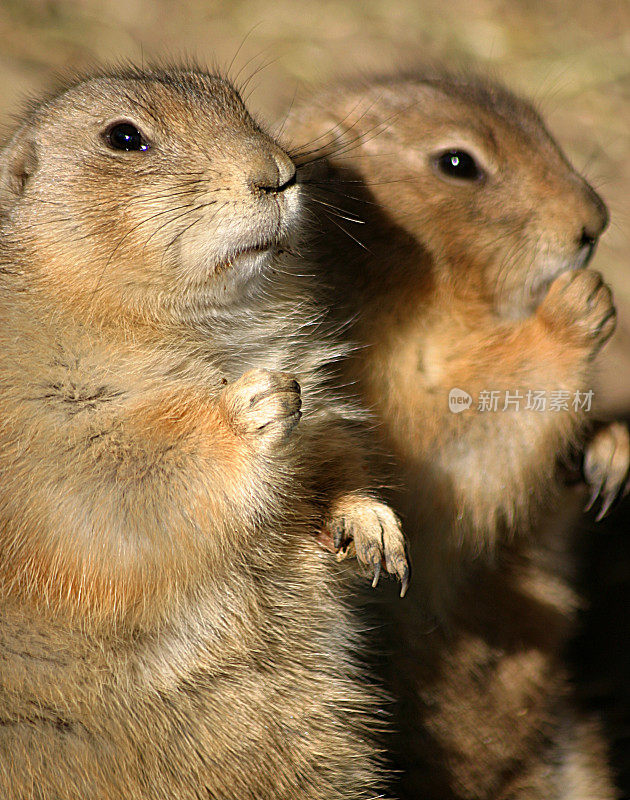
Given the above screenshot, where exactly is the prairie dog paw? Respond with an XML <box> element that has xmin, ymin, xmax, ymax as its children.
<box><xmin>327</xmin><ymin>494</ymin><xmax>409</xmax><ymax>596</ymax></box>
<box><xmin>584</xmin><ymin>421</ymin><xmax>630</xmax><ymax>520</ymax></box>
<box><xmin>220</xmin><ymin>369</ymin><xmax>301</xmax><ymax>448</ymax></box>
<box><xmin>538</xmin><ymin>270</ymin><xmax>616</xmax><ymax>358</ymax></box>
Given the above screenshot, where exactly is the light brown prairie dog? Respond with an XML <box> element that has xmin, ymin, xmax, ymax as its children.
<box><xmin>0</xmin><ymin>66</ymin><xmax>408</xmax><ymax>799</ymax></box>
<box><xmin>287</xmin><ymin>71</ymin><xmax>625</xmax><ymax>601</ymax></box>
<box><xmin>286</xmin><ymin>71</ymin><xmax>626</xmax><ymax>799</ymax></box>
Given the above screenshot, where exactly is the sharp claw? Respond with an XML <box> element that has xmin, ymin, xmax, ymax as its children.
<box><xmin>596</xmin><ymin>492</ymin><xmax>616</xmax><ymax>522</ymax></box>
<box><xmin>371</xmin><ymin>560</ymin><xmax>381</xmax><ymax>588</ymax></box>
<box><xmin>584</xmin><ymin>484</ymin><xmax>602</xmax><ymax>512</ymax></box>
<box><xmin>332</xmin><ymin>523</ymin><xmax>344</xmax><ymax>551</ymax></box>
<box><xmin>400</xmin><ymin>568</ymin><xmax>410</xmax><ymax>598</ymax></box>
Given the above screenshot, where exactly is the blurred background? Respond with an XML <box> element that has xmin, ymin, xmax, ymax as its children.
<box><xmin>0</xmin><ymin>0</ymin><xmax>629</xmax><ymax>791</ymax></box>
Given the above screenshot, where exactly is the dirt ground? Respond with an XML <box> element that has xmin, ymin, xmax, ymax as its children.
<box><xmin>0</xmin><ymin>0</ymin><xmax>629</xmax><ymax>792</ymax></box>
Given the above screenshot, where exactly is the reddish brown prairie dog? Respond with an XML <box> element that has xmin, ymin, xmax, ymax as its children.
<box><xmin>286</xmin><ymin>71</ymin><xmax>628</xmax><ymax>799</ymax></box>
<box><xmin>0</xmin><ymin>66</ymin><xmax>410</xmax><ymax>799</ymax></box>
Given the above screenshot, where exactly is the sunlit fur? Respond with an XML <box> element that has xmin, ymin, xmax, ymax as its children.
<box><xmin>286</xmin><ymin>70</ymin><xmax>618</xmax><ymax>799</ymax></box>
<box><xmin>0</xmin><ymin>66</ymin><xmax>394</xmax><ymax>799</ymax></box>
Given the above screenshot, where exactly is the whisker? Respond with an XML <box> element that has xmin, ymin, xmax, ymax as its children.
<box><xmin>241</xmin><ymin>57</ymin><xmax>282</xmax><ymax>103</ymax></box>
<box><xmin>292</xmin><ymin>100</ymin><xmax>415</xmax><ymax>169</ymax></box>
<box><xmin>226</xmin><ymin>24</ymin><xmax>263</xmax><ymax>84</ymax></box>
<box><xmin>88</xmin><ymin>202</ymin><xmax>196</xmax><ymax>306</ymax></box>
<box><xmin>231</xmin><ymin>42</ymin><xmax>274</xmax><ymax>91</ymax></box>
<box><xmin>301</xmin><ymin>180</ymin><xmax>377</xmax><ymax>208</ymax></box>
<box><xmin>320</xmin><ymin>212</ymin><xmax>371</xmax><ymax>253</ymax></box>
<box><xmin>121</xmin><ymin>92</ymin><xmax>160</xmax><ymax>124</ymax></box>
<box><xmin>274</xmin><ymin>84</ymin><xmax>300</xmax><ymax>143</ymax></box>
<box><xmin>142</xmin><ymin>201</ymin><xmax>217</xmax><ymax>252</ymax></box>
<box><xmin>309</xmin><ymin>196</ymin><xmax>364</xmax><ymax>225</ymax></box>
<box><xmin>288</xmin><ymin>96</ymin><xmax>376</xmax><ymax>157</ymax></box>
<box><xmin>160</xmin><ymin>215</ymin><xmax>206</xmax><ymax>269</ymax></box>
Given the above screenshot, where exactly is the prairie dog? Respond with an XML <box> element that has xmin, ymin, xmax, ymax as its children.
<box><xmin>0</xmin><ymin>66</ymin><xmax>407</xmax><ymax>799</ymax></box>
<box><xmin>286</xmin><ymin>72</ymin><xmax>625</xmax><ymax>799</ymax></box>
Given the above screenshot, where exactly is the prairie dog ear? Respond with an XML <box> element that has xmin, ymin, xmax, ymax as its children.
<box><xmin>0</xmin><ymin>133</ymin><xmax>38</xmax><ymax>207</ymax></box>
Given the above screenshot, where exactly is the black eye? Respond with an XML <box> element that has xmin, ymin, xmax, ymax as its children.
<box><xmin>105</xmin><ymin>122</ymin><xmax>149</xmax><ymax>152</ymax></box>
<box><xmin>434</xmin><ymin>149</ymin><xmax>483</xmax><ymax>181</ymax></box>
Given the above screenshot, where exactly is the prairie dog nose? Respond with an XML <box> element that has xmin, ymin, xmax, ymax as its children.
<box><xmin>580</xmin><ymin>183</ymin><xmax>609</xmax><ymax>243</ymax></box>
<box><xmin>250</xmin><ymin>148</ymin><xmax>296</xmax><ymax>194</ymax></box>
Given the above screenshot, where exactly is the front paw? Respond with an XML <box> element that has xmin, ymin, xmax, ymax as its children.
<box><xmin>584</xmin><ymin>421</ymin><xmax>630</xmax><ymax>520</ymax></box>
<box><xmin>538</xmin><ymin>270</ymin><xmax>616</xmax><ymax>359</ymax></box>
<box><xmin>326</xmin><ymin>494</ymin><xmax>409</xmax><ymax>596</ymax></box>
<box><xmin>220</xmin><ymin>369</ymin><xmax>301</xmax><ymax>449</ymax></box>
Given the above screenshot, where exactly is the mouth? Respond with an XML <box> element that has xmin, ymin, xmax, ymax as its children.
<box><xmin>530</xmin><ymin>241</ymin><xmax>598</xmax><ymax>305</ymax></box>
<box><xmin>576</xmin><ymin>239</ymin><xmax>597</xmax><ymax>269</ymax></box>
<box><xmin>214</xmin><ymin>242</ymin><xmax>276</xmax><ymax>275</ymax></box>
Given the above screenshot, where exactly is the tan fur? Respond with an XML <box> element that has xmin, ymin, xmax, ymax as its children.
<box><xmin>0</xmin><ymin>66</ymin><xmax>408</xmax><ymax>799</ymax></box>
<box><xmin>286</xmin><ymin>71</ymin><xmax>619</xmax><ymax>798</ymax></box>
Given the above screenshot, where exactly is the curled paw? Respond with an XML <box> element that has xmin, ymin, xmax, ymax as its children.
<box><xmin>326</xmin><ymin>494</ymin><xmax>409</xmax><ymax>596</ymax></box>
<box><xmin>539</xmin><ymin>270</ymin><xmax>616</xmax><ymax>358</ymax></box>
<box><xmin>220</xmin><ymin>368</ymin><xmax>301</xmax><ymax>448</ymax></box>
<box><xmin>583</xmin><ymin>421</ymin><xmax>630</xmax><ymax>520</ymax></box>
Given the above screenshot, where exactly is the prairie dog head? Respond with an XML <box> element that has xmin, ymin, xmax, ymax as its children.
<box><xmin>0</xmin><ymin>67</ymin><xmax>300</xmax><ymax>323</ymax></box>
<box><xmin>290</xmin><ymin>73</ymin><xmax>608</xmax><ymax>318</ymax></box>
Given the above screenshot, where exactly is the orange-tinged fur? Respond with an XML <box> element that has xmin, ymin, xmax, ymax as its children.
<box><xmin>286</xmin><ymin>70</ymin><xmax>621</xmax><ymax>799</ymax></box>
<box><xmin>0</xmin><ymin>66</ymin><xmax>407</xmax><ymax>799</ymax></box>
